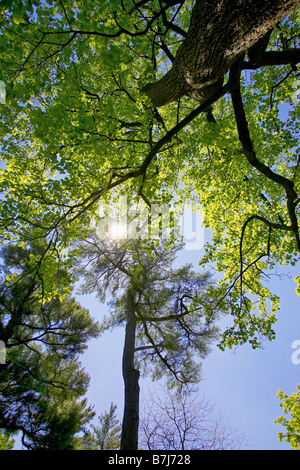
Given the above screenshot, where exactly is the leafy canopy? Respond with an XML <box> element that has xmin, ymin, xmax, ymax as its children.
<box><xmin>0</xmin><ymin>1</ymin><xmax>300</xmax><ymax>349</ymax></box>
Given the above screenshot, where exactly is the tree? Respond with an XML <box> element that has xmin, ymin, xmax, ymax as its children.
<box><xmin>75</xmin><ymin>233</ymin><xmax>222</xmax><ymax>450</ymax></box>
<box><xmin>142</xmin><ymin>0</ymin><xmax>300</xmax><ymax>106</ymax></box>
<box><xmin>78</xmin><ymin>403</ymin><xmax>121</xmax><ymax>450</ymax></box>
<box><xmin>0</xmin><ymin>240</ymin><xmax>100</xmax><ymax>449</ymax></box>
<box><xmin>1</xmin><ymin>0</ymin><xmax>300</xmax><ymax>351</ymax></box>
<box><xmin>275</xmin><ymin>386</ymin><xmax>300</xmax><ymax>449</ymax></box>
<box><xmin>139</xmin><ymin>386</ymin><xmax>247</xmax><ymax>450</ymax></box>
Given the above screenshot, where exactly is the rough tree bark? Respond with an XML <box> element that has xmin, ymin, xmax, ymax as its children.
<box><xmin>120</xmin><ymin>289</ymin><xmax>140</xmax><ymax>450</ymax></box>
<box><xmin>143</xmin><ymin>0</ymin><xmax>300</xmax><ymax>107</ymax></box>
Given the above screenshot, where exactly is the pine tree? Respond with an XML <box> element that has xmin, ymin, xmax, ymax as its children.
<box><xmin>0</xmin><ymin>241</ymin><xmax>100</xmax><ymax>449</ymax></box>
<box><xmin>76</xmin><ymin>233</ymin><xmax>222</xmax><ymax>450</ymax></box>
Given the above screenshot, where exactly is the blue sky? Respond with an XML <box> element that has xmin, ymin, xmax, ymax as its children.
<box><xmin>79</xmin><ymin>236</ymin><xmax>300</xmax><ymax>451</ymax></box>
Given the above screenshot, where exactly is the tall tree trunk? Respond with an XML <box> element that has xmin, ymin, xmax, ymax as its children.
<box><xmin>120</xmin><ymin>289</ymin><xmax>140</xmax><ymax>450</ymax></box>
<box><xmin>143</xmin><ymin>0</ymin><xmax>300</xmax><ymax>107</ymax></box>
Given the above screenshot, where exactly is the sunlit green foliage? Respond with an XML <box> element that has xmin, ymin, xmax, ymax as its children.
<box><xmin>276</xmin><ymin>386</ymin><xmax>300</xmax><ymax>449</ymax></box>
<box><xmin>0</xmin><ymin>1</ymin><xmax>299</xmax><ymax>351</ymax></box>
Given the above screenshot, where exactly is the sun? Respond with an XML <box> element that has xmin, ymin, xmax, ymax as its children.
<box><xmin>109</xmin><ymin>221</ymin><xmax>127</xmax><ymax>240</ymax></box>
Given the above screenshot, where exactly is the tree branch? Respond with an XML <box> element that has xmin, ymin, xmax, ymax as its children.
<box><xmin>62</xmin><ymin>81</ymin><xmax>229</xmax><ymax>225</ymax></box>
<box><xmin>242</xmin><ymin>49</ymin><xmax>300</xmax><ymax>69</ymax></box>
<box><xmin>230</xmin><ymin>59</ymin><xmax>300</xmax><ymax>250</ymax></box>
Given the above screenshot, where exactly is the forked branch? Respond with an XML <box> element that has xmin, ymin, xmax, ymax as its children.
<box><xmin>230</xmin><ymin>59</ymin><xmax>300</xmax><ymax>251</ymax></box>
